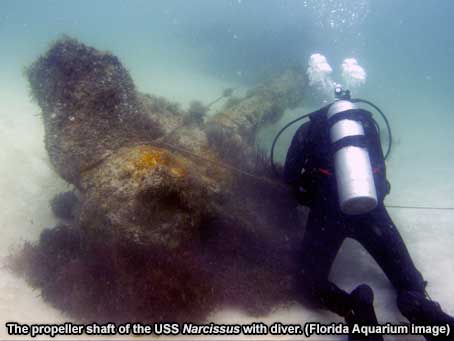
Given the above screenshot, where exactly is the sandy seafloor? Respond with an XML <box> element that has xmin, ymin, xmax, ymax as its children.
<box><xmin>1</xmin><ymin>1</ymin><xmax>454</xmax><ymax>340</ymax></box>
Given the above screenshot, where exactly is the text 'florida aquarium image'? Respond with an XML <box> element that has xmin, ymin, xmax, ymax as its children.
<box><xmin>0</xmin><ymin>0</ymin><xmax>453</xmax><ymax>340</ymax></box>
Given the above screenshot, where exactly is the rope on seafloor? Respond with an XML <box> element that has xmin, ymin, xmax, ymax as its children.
<box><xmin>156</xmin><ymin>140</ymin><xmax>454</xmax><ymax>211</ymax></box>
<box><xmin>385</xmin><ymin>204</ymin><xmax>454</xmax><ymax>210</ymax></box>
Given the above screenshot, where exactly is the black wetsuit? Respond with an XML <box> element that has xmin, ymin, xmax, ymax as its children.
<box><xmin>284</xmin><ymin>106</ymin><xmax>428</xmax><ymax>321</ymax></box>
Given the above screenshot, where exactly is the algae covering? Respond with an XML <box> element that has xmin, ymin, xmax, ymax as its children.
<box><xmin>10</xmin><ymin>37</ymin><xmax>308</xmax><ymax>323</ymax></box>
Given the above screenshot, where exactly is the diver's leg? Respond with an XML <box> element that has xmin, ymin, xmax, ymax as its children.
<box><xmin>296</xmin><ymin>204</ymin><xmax>350</xmax><ymax>316</ymax></box>
<box><xmin>352</xmin><ymin>204</ymin><xmax>454</xmax><ymax>339</ymax></box>
<box><xmin>297</xmin><ymin>206</ymin><xmax>383</xmax><ymax>341</ymax></box>
<box><xmin>397</xmin><ymin>291</ymin><xmax>454</xmax><ymax>340</ymax></box>
<box><xmin>351</xmin><ymin>204</ymin><xmax>426</xmax><ymax>293</ymax></box>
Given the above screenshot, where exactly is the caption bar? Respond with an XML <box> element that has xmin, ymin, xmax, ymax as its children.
<box><xmin>5</xmin><ymin>321</ymin><xmax>450</xmax><ymax>338</ymax></box>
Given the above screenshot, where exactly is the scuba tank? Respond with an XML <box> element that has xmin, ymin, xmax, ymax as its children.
<box><xmin>327</xmin><ymin>99</ymin><xmax>377</xmax><ymax>215</ymax></box>
<box><xmin>270</xmin><ymin>86</ymin><xmax>392</xmax><ymax>215</ymax></box>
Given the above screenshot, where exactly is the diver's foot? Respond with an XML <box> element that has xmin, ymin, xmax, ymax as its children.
<box><xmin>397</xmin><ymin>291</ymin><xmax>454</xmax><ymax>340</ymax></box>
<box><xmin>345</xmin><ymin>284</ymin><xmax>383</xmax><ymax>341</ymax></box>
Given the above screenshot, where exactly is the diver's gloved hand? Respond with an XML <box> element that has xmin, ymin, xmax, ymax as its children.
<box><xmin>345</xmin><ymin>284</ymin><xmax>383</xmax><ymax>341</ymax></box>
<box><xmin>397</xmin><ymin>291</ymin><xmax>454</xmax><ymax>340</ymax></box>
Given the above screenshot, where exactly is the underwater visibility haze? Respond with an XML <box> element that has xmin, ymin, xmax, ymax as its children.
<box><xmin>0</xmin><ymin>0</ymin><xmax>453</xmax><ymax>340</ymax></box>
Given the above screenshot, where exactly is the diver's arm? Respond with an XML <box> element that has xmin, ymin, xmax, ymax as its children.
<box><xmin>283</xmin><ymin>121</ymin><xmax>317</xmax><ymax>206</ymax></box>
<box><xmin>283</xmin><ymin>122</ymin><xmax>311</xmax><ymax>185</ymax></box>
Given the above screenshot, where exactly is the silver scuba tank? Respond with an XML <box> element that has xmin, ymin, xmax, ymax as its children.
<box><xmin>327</xmin><ymin>100</ymin><xmax>378</xmax><ymax>215</ymax></box>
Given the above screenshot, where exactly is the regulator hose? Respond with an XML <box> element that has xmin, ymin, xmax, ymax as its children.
<box><xmin>270</xmin><ymin>99</ymin><xmax>392</xmax><ymax>177</ymax></box>
<box><xmin>270</xmin><ymin>113</ymin><xmax>310</xmax><ymax>176</ymax></box>
<box><xmin>351</xmin><ymin>98</ymin><xmax>392</xmax><ymax>160</ymax></box>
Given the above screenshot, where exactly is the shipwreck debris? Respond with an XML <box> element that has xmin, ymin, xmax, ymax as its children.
<box><xmin>11</xmin><ymin>36</ymin><xmax>308</xmax><ymax>322</ymax></box>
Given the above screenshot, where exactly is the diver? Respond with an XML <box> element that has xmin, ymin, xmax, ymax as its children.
<box><xmin>277</xmin><ymin>87</ymin><xmax>454</xmax><ymax>340</ymax></box>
